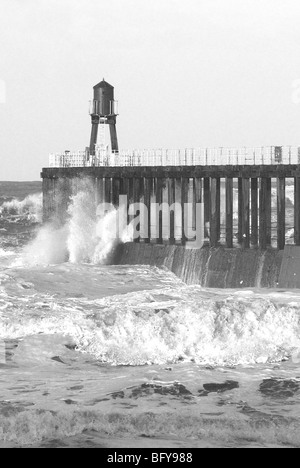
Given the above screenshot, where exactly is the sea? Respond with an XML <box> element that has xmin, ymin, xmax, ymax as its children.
<box><xmin>0</xmin><ymin>180</ymin><xmax>300</xmax><ymax>448</ymax></box>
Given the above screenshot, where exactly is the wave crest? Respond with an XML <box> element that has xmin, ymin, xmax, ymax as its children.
<box><xmin>1</xmin><ymin>287</ymin><xmax>300</xmax><ymax>367</ymax></box>
<box><xmin>21</xmin><ymin>190</ymin><xmax>131</xmax><ymax>266</ymax></box>
<box><xmin>0</xmin><ymin>193</ymin><xmax>42</xmax><ymax>223</ymax></box>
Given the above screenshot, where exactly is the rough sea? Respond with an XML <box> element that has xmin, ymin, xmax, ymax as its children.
<box><xmin>0</xmin><ymin>181</ymin><xmax>300</xmax><ymax>448</ymax></box>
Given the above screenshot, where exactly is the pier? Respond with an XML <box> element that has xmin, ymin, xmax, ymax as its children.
<box><xmin>42</xmin><ymin>147</ymin><xmax>300</xmax><ymax>252</ymax></box>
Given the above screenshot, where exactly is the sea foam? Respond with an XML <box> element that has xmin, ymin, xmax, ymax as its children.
<box><xmin>21</xmin><ymin>189</ymin><xmax>131</xmax><ymax>266</ymax></box>
<box><xmin>0</xmin><ymin>193</ymin><xmax>42</xmax><ymax>223</ymax></box>
<box><xmin>0</xmin><ymin>285</ymin><xmax>300</xmax><ymax>367</ymax></box>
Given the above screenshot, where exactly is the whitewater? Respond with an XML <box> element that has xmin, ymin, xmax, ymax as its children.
<box><xmin>0</xmin><ymin>181</ymin><xmax>300</xmax><ymax>448</ymax></box>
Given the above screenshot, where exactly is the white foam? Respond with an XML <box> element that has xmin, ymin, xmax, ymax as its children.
<box><xmin>21</xmin><ymin>224</ymin><xmax>69</xmax><ymax>266</ymax></box>
<box><xmin>0</xmin><ymin>281</ymin><xmax>300</xmax><ymax>367</ymax></box>
<box><xmin>75</xmin><ymin>289</ymin><xmax>300</xmax><ymax>366</ymax></box>
<box><xmin>0</xmin><ymin>193</ymin><xmax>42</xmax><ymax>223</ymax></box>
<box><xmin>20</xmin><ymin>188</ymin><xmax>132</xmax><ymax>266</ymax></box>
<box><xmin>0</xmin><ymin>248</ymin><xmax>15</xmax><ymax>257</ymax></box>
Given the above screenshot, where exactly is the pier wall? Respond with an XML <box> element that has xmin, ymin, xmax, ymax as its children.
<box><xmin>112</xmin><ymin>243</ymin><xmax>283</xmax><ymax>288</ymax></box>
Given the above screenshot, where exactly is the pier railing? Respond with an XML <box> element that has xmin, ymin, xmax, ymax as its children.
<box><xmin>48</xmin><ymin>146</ymin><xmax>300</xmax><ymax>168</ymax></box>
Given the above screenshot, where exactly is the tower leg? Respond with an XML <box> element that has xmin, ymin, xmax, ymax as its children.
<box><xmin>109</xmin><ymin>123</ymin><xmax>119</xmax><ymax>152</ymax></box>
<box><xmin>89</xmin><ymin>114</ymin><xmax>100</xmax><ymax>155</ymax></box>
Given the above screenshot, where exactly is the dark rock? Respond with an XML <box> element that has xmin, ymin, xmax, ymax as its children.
<box><xmin>259</xmin><ymin>378</ymin><xmax>300</xmax><ymax>398</ymax></box>
<box><xmin>65</xmin><ymin>344</ymin><xmax>76</xmax><ymax>351</ymax></box>
<box><xmin>110</xmin><ymin>391</ymin><xmax>125</xmax><ymax>399</ymax></box>
<box><xmin>51</xmin><ymin>356</ymin><xmax>65</xmax><ymax>364</ymax></box>
<box><xmin>130</xmin><ymin>382</ymin><xmax>192</xmax><ymax>399</ymax></box>
<box><xmin>4</xmin><ymin>339</ymin><xmax>19</xmax><ymax>361</ymax></box>
<box><xmin>90</xmin><ymin>398</ymin><xmax>110</xmax><ymax>404</ymax></box>
<box><xmin>200</xmin><ymin>380</ymin><xmax>239</xmax><ymax>394</ymax></box>
<box><xmin>69</xmin><ymin>385</ymin><xmax>84</xmax><ymax>391</ymax></box>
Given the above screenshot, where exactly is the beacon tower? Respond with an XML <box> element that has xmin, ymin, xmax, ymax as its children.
<box><xmin>89</xmin><ymin>79</ymin><xmax>118</xmax><ymax>155</ymax></box>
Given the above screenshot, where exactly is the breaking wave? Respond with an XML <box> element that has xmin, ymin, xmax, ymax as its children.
<box><xmin>1</xmin><ymin>286</ymin><xmax>300</xmax><ymax>367</ymax></box>
<box><xmin>21</xmin><ymin>190</ymin><xmax>132</xmax><ymax>266</ymax></box>
<box><xmin>71</xmin><ymin>289</ymin><xmax>300</xmax><ymax>366</ymax></box>
<box><xmin>0</xmin><ymin>193</ymin><xmax>42</xmax><ymax>223</ymax></box>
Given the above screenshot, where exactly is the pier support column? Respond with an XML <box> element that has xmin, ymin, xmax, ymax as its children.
<box><xmin>181</xmin><ymin>177</ymin><xmax>189</xmax><ymax>245</ymax></box>
<box><xmin>127</xmin><ymin>177</ymin><xmax>134</xmax><ymax>233</ymax></box>
<box><xmin>210</xmin><ymin>177</ymin><xmax>220</xmax><ymax>247</ymax></box>
<box><xmin>241</xmin><ymin>178</ymin><xmax>250</xmax><ymax>248</ymax></box>
<box><xmin>226</xmin><ymin>177</ymin><xmax>233</xmax><ymax>248</ymax></box>
<box><xmin>259</xmin><ymin>177</ymin><xmax>272</xmax><ymax>249</ymax></box>
<box><xmin>193</xmin><ymin>178</ymin><xmax>202</xmax><ymax>241</ymax></box>
<box><xmin>277</xmin><ymin>177</ymin><xmax>285</xmax><ymax>250</ymax></box>
<box><xmin>150</xmin><ymin>178</ymin><xmax>156</xmax><ymax>242</ymax></box>
<box><xmin>251</xmin><ymin>178</ymin><xmax>258</xmax><ymax>246</ymax></box>
<box><xmin>168</xmin><ymin>178</ymin><xmax>176</xmax><ymax>245</ymax></box>
<box><xmin>204</xmin><ymin>177</ymin><xmax>210</xmax><ymax>239</ymax></box>
<box><xmin>95</xmin><ymin>177</ymin><xmax>104</xmax><ymax>207</ymax></box>
<box><xmin>112</xmin><ymin>178</ymin><xmax>121</xmax><ymax>208</ymax></box>
<box><xmin>133</xmin><ymin>178</ymin><xmax>143</xmax><ymax>243</ymax></box>
<box><xmin>174</xmin><ymin>178</ymin><xmax>182</xmax><ymax>243</ymax></box>
<box><xmin>139</xmin><ymin>177</ymin><xmax>145</xmax><ymax>239</ymax></box>
<box><xmin>216</xmin><ymin>178</ymin><xmax>221</xmax><ymax>240</ymax></box>
<box><xmin>238</xmin><ymin>178</ymin><xmax>243</xmax><ymax>244</ymax></box>
<box><xmin>194</xmin><ymin>177</ymin><xmax>202</xmax><ymax>205</ymax></box>
<box><xmin>156</xmin><ymin>178</ymin><xmax>163</xmax><ymax>244</ymax></box>
<box><xmin>143</xmin><ymin>177</ymin><xmax>151</xmax><ymax>243</ymax></box>
<box><xmin>104</xmin><ymin>177</ymin><xmax>112</xmax><ymax>204</ymax></box>
<box><xmin>294</xmin><ymin>177</ymin><xmax>300</xmax><ymax>245</ymax></box>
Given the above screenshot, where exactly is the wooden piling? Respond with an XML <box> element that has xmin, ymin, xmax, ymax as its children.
<box><xmin>112</xmin><ymin>178</ymin><xmax>121</xmax><ymax>207</ymax></box>
<box><xmin>174</xmin><ymin>178</ymin><xmax>182</xmax><ymax>243</ymax></box>
<box><xmin>294</xmin><ymin>177</ymin><xmax>300</xmax><ymax>245</ymax></box>
<box><xmin>238</xmin><ymin>178</ymin><xmax>243</xmax><ymax>244</ymax></box>
<box><xmin>133</xmin><ymin>177</ymin><xmax>142</xmax><ymax>243</ymax></box>
<box><xmin>204</xmin><ymin>177</ymin><xmax>210</xmax><ymax>239</ymax></box>
<box><xmin>181</xmin><ymin>177</ymin><xmax>189</xmax><ymax>245</ymax></box>
<box><xmin>150</xmin><ymin>177</ymin><xmax>156</xmax><ymax>241</ymax></box>
<box><xmin>127</xmin><ymin>177</ymin><xmax>134</xmax><ymax>230</ymax></box>
<box><xmin>143</xmin><ymin>177</ymin><xmax>151</xmax><ymax>242</ymax></box>
<box><xmin>210</xmin><ymin>178</ymin><xmax>220</xmax><ymax>247</ymax></box>
<box><xmin>216</xmin><ymin>178</ymin><xmax>221</xmax><ymax>241</ymax></box>
<box><xmin>259</xmin><ymin>177</ymin><xmax>272</xmax><ymax>248</ymax></box>
<box><xmin>95</xmin><ymin>177</ymin><xmax>104</xmax><ymax>207</ymax></box>
<box><xmin>193</xmin><ymin>177</ymin><xmax>202</xmax><ymax>240</ymax></box>
<box><xmin>277</xmin><ymin>177</ymin><xmax>285</xmax><ymax>250</ymax></box>
<box><xmin>251</xmin><ymin>178</ymin><xmax>258</xmax><ymax>246</ymax></box>
<box><xmin>242</xmin><ymin>178</ymin><xmax>250</xmax><ymax>248</ymax></box>
<box><xmin>104</xmin><ymin>177</ymin><xmax>112</xmax><ymax>204</ymax></box>
<box><xmin>226</xmin><ymin>177</ymin><xmax>233</xmax><ymax>248</ymax></box>
<box><xmin>168</xmin><ymin>178</ymin><xmax>176</xmax><ymax>245</ymax></box>
<box><xmin>156</xmin><ymin>177</ymin><xmax>163</xmax><ymax>244</ymax></box>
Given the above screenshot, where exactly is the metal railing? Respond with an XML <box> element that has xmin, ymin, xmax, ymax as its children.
<box><xmin>48</xmin><ymin>146</ymin><xmax>300</xmax><ymax>168</ymax></box>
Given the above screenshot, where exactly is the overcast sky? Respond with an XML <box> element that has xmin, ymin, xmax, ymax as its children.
<box><xmin>1</xmin><ymin>0</ymin><xmax>300</xmax><ymax>180</ymax></box>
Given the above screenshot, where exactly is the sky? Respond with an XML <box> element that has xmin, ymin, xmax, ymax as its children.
<box><xmin>0</xmin><ymin>0</ymin><xmax>300</xmax><ymax>180</ymax></box>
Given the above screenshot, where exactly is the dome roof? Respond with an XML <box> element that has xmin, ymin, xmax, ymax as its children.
<box><xmin>93</xmin><ymin>79</ymin><xmax>114</xmax><ymax>89</ymax></box>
